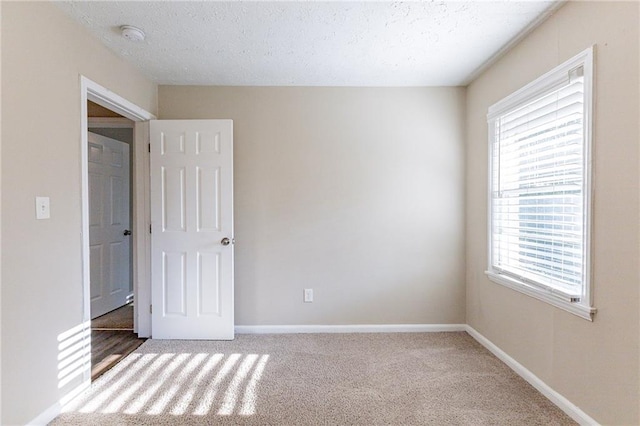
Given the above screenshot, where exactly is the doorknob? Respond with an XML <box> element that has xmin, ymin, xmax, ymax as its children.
<box><xmin>221</xmin><ymin>237</ymin><xmax>231</xmax><ymax>246</ymax></box>
<box><xmin>123</xmin><ymin>229</ymin><xmax>132</xmax><ymax>236</ymax></box>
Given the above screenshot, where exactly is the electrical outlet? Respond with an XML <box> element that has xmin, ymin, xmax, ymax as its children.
<box><xmin>304</xmin><ymin>288</ymin><xmax>313</xmax><ymax>303</ymax></box>
<box><xmin>35</xmin><ymin>196</ymin><xmax>50</xmax><ymax>220</ymax></box>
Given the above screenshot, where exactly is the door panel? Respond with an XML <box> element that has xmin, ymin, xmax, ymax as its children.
<box><xmin>88</xmin><ymin>132</ymin><xmax>131</xmax><ymax>319</ymax></box>
<box><xmin>162</xmin><ymin>167</ymin><xmax>187</xmax><ymax>232</ymax></box>
<box><xmin>89</xmin><ymin>245</ymin><xmax>103</xmax><ymax>301</ymax></box>
<box><xmin>110</xmin><ymin>176</ymin><xmax>124</xmax><ymax>225</ymax></box>
<box><xmin>109</xmin><ymin>241</ymin><xmax>126</xmax><ymax>294</ymax></box>
<box><xmin>197</xmin><ymin>167</ymin><xmax>221</xmax><ymax>231</ymax></box>
<box><xmin>150</xmin><ymin>120</ymin><xmax>234</xmax><ymax>340</ymax></box>
<box><xmin>163</xmin><ymin>251</ymin><xmax>187</xmax><ymax>316</ymax></box>
<box><xmin>89</xmin><ymin>173</ymin><xmax>103</xmax><ymax>227</ymax></box>
<box><xmin>198</xmin><ymin>251</ymin><xmax>221</xmax><ymax>315</ymax></box>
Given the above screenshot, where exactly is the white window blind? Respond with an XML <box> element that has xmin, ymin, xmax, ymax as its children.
<box><xmin>486</xmin><ymin>47</ymin><xmax>595</xmax><ymax>318</ymax></box>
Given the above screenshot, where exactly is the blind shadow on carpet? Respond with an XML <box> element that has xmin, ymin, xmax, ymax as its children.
<box><xmin>52</xmin><ymin>333</ymin><xmax>575</xmax><ymax>425</ymax></box>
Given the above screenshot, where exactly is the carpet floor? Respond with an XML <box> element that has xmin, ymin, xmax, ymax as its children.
<box><xmin>92</xmin><ymin>304</ymin><xmax>134</xmax><ymax>330</ymax></box>
<box><xmin>52</xmin><ymin>332</ymin><xmax>575</xmax><ymax>425</ymax></box>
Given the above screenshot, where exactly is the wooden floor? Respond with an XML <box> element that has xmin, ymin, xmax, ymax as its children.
<box><xmin>91</xmin><ymin>306</ymin><xmax>145</xmax><ymax>380</ymax></box>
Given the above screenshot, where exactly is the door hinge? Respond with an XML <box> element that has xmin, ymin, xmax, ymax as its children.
<box><xmin>150</xmin><ymin>224</ymin><xmax>152</xmax><ymax>234</ymax></box>
<box><xmin>148</xmin><ymin>143</ymin><xmax>151</xmax><ymax>153</ymax></box>
<box><xmin>150</xmin><ymin>305</ymin><xmax>153</xmax><ymax>314</ymax></box>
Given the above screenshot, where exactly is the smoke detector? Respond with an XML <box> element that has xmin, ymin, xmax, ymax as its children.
<box><xmin>121</xmin><ymin>25</ymin><xmax>145</xmax><ymax>42</ymax></box>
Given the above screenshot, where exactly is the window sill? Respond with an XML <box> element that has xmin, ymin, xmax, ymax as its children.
<box><xmin>485</xmin><ymin>271</ymin><xmax>597</xmax><ymax>321</ymax></box>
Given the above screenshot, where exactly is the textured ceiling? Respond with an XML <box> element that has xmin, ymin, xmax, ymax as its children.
<box><xmin>56</xmin><ymin>1</ymin><xmax>560</xmax><ymax>86</ymax></box>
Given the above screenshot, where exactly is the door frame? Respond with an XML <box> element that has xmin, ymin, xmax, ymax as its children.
<box><xmin>80</xmin><ymin>76</ymin><xmax>156</xmax><ymax>339</ymax></box>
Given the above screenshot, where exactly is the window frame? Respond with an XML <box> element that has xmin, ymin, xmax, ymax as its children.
<box><xmin>485</xmin><ymin>47</ymin><xmax>596</xmax><ymax>321</ymax></box>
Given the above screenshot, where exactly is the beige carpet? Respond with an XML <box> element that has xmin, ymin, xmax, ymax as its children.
<box><xmin>92</xmin><ymin>304</ymin><xmax>134</xmax><ymax>330</ymax></box>
<box><xmin>52</xmin><ymin>332</ymin><xmax>574</xmax><ymax>425</ymax></box>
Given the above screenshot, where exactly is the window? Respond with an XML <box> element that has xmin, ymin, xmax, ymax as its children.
<box><xmin>486</xmin><ymin>47</ymin><xmax>596</xmax><ymax>320</ymax></box>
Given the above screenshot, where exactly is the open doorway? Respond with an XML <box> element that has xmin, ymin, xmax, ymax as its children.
<box><xmin>87</xmin><ymin>101</ymin><xmax>145</xmax><ymax>379</ymax></box>
<box><xmin>79</xmin><ymin>77</ymin><xmax>156</xmax><ymax>387</ymax></box>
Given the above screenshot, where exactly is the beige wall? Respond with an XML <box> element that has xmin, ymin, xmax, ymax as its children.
<box><xmin>1</xmin><ymin>2</ymin><xmax>157</xmax><ymax>424</ymax></box>
<box><xmin>466</xmin><ymin>1</ymin><xmax>639</xmax><ymax>424</ymax></box>
<box><xmin>159</xmin><ymin>86</ymin><xmax>466</xmax><ymax>326</ymax></box>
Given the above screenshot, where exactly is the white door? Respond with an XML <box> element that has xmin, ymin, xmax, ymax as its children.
<box><xmin>88</xmin><ymin>132</ymin><xmax>131</xmax><ymax>319</ymax></box>
<box><xmin>150</xmin><ymin>120</ymin><xmax>234</xmax><ymax>340</ymax></box>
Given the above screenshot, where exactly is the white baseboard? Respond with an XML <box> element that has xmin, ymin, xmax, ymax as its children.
<box><xmin>465</xmin><ymin>325</ymin><xmax>598</xmax><ymax>426</ymax></box>
<box><xmin>60</xmin><ymin>379</ymin><xmax>91</xmax><ymax>406</ymax></box>
<box><xmin>235</xmin><ymin>323</ymin><xmax>467</xmax><ymax>334</ymax></box>
<box><xmin>26</xmin><ymin>402</ymin><xmax>60</xmax><ymax>426</ymax></box>
<box><xmin>27</xmin><ymin>379</ymin><xmax>90</xmax><ymax>426</ymax></box>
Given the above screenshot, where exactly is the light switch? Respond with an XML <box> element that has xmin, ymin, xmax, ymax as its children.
<box><xmin>35</xmin><ymin>196</ymin><xmax>50</xmax><ymax>220</ymax></box>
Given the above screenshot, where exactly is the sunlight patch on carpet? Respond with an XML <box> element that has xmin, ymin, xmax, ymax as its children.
<box><xmin>169</xmin><ymin>353</ymin><xmax>223</xmax><ymax>415</ymax></box>
<box><xmin>79</xmin><ymin>353</ymin><xmax>154</xmax><ymax>413</ymax></box>
<box><xmin>193</xmin><ymin>353</ymin><xmax>240</xmax><ymax>415</ymax></box>
<box><xmin>218</xmin><ymin>354</ymin><xmax>258</xmax><ymax>415</ymax></box>
<box><xmin>64</xmin><ymin>351</ymin><xmax>270</xmax><ymax>418</ymax></box>
<box><xmin>240</xmin><ymin>354</ymin><xmax>269</xmax><ymax>416</ymax></box>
